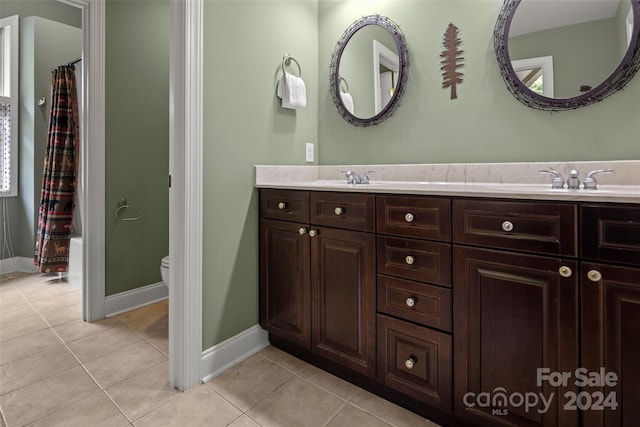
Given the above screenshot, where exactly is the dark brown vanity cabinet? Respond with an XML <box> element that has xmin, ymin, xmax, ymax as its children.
<box><xmin>452</xmin><ymin>200</ymin><xmax>579</xmax><ymax>427</ymax></box>
<box><xmin>376</xmin><ymin>196</ymin><xmax>453</xmax><ymax>412</ymax></box>
<box><xmin>259</xmin><ymin>190</ymin><xmax>377</xmax><ymax>378</ymax></box>
<box><xmin>581</xmin><ymin>204</ymin><xmax>640</xmax><ymax>427</ymax></box>
<box><xmin>260</xmin><ymin>189</ymin><xmax>640</xmax><ymax>427</ymax></box>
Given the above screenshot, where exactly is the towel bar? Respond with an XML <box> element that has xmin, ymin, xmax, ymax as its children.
<box><xmin>282</xmin><ymin>54</ymin><xmax>302</xmax><ymax>77</ymax></box>
<box><xmin>115</xmin><ymin>197</ymin><xmax>143</xmax><ymax>221</ymax></box>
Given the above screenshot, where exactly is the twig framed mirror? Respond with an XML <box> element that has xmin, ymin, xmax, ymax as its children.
<box><xmin>494</xmin><ymin>0</ymin><xmax>640</xmax><ymax>111</ymax></box>
<box><xmin>330</xmin><ymin>15</ymin><xmax>410</xmax><ymax>127</ymax></box>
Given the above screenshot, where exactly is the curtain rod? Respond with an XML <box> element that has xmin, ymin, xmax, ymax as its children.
<box><xmin>66</xmin><ymin>58</ymin><xmax>82</xmax><ymax>66</ymax></box>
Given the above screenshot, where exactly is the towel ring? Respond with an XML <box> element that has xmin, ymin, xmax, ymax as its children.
<box><xmin>282</xmin><ymin>54</ymin><xmax>302</xmax><ymax>77</ymax></box>
<box><xmin>339</xmin><ymin>77</ymin><xmax>350</xmax><ymax>93</ymax></box>
<box><xmin>115</xmin><ymin>198</ymin><xmax>143</xmax><ymax>221</ymax></box>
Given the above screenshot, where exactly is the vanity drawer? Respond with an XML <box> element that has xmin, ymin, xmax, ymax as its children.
<box><xmin>377</xmin><ymin>314</ymin><xmax>452</xmax><ymax>412</ymax></box>
<box><xmin>260</xmin><ymin>189</ymin><xmax>309</xmax><ymax>223</ymax></box>
<box><xmin>377</xmin><ymin>236</ymin><xmax>451</xmax><ymax>287</ymax></box>
<box><xmin>452</xmin><ymin>199</ymin><xmax>577</xmax><ymax>257</ymax></box>
<box><xmin>377</xmin><ymin>195</ymin><xmax>451</xmax><ymax>241</ymax></box>
<box><xmin>311</xmin><ymin>192</ymin><xmax>375</xmax><ymax>232</ymax></box>
<box><xmin>378</xmin><ymin>275</ymin><xmax>451</xmax><ymax>332</ymax></box>
<box><xmin>581</xmin><ymin>204</ymin><xmax>640</xmax><ymax>267</ymax></box>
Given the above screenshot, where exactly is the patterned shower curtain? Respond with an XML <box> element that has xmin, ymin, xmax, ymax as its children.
<box><xmin>34</xmin><ymin>65</ymin><xmax>79</xmax><ymax>273</ymax></box>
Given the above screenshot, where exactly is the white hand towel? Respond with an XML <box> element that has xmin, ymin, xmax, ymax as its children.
<box><xmin>340</xmin><ymin>92</ymin><xmax>354</xmax><ymax>115</ymax></box>
<box><xmin>277</xmin><ymin>72</ymin><xmax>307</xmax><ymax>109</ymax></box>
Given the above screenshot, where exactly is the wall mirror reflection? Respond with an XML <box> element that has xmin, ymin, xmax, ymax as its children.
<box><xmin>330</xmin><ymin>15</ymin><xmax>409</xmax><ymax>127</ymax></box>
<box><xmin>494</xmin><ymin>0</ymin><xmax>640</xmax><ymax>111</ymax></box>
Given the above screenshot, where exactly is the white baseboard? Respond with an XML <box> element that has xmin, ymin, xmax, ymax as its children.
<box><xmin>0</xmin><ymin>257</ymin><xmax>38</xmax><ymax>275</ymax></box>
<box><xmin>200</xmin><ymin>324</ymin><xmax>269</xmax><ymax>383</ymax></box>
<box><xmin>105</xmin><ymin>281</ymin><xmax>168</xmax><ymax>317</ymax></box>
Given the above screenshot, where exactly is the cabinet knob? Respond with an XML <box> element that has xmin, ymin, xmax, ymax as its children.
<box><xmin>405</xmin><ymin>356</ymin><xmax>416</xmax><ymax>370</ymax></box>
<box><xmin>309</xmin><ymin>229</ymin><xmax>318</xmax><ymax>237</ymax></box>
<box><xmin>277</xmin><ymin>202</ymin><xmax>286</xmax><ymax>210</ymax></box>
<box><xmin>501</xmin><ymin>220</ymin><xmax>514</xmax><ymax>232</ymax></box>
<box><xmin>406</xmin><ymin>297</ymin><xmax>416</xmax><ymax>307</ymax></box>
<box><xmin>558</xmin><ymin>266</ymin><xmax>573</xmax><ymax>278</ymax></box>
<box><xmin>334</xmin><ymin>207</ymin><xmax>344</xmax><ymax>215</ymax></box>
<box><xmin>405</xmin><ymin>213</ymin><xmax>414</xmax><ymax>223</ymax></box>
<box><xmin>298</xmin><ymin>227</ymin><xmax>307</xmax><ymax>235</ymax></box>
<box><xmin>405</xmin><ymin>255</ymin><xmax>415</xmax><ymax>265</ymax></box>
<box><xmin>587</xmin><ymin>270</ymin><xmax>602</xmax><ymax>282</ymax></box>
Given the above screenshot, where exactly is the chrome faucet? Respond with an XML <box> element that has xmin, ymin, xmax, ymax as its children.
<box><xmin>342</xmin><ymin>170</ymin><xmax>361</xmax><ymax>184</ymax></box>
<box><xmin>583</xmin><ymin>168</ymin><xmax>613</xmax><ymax>190</ymax></box>
<box><xmin>538</xmin><ymin>169</ymin><xmax>565</xmax><ymax>189</ymax></box>
<box><xmin>341</xmin><ymin>170</ymin><xmax>375</xmax><ymax>185</ymax></box>
<box><xmin>566</xmin><ymin>169</ymin><xmax>581</xmax><ymax>189</ymax></box>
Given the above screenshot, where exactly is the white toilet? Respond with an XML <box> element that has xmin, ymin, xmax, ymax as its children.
<box><xmin>160</xmin><ymin>255</ymin><xmax>170</xmax><ymax>290</ymax></box>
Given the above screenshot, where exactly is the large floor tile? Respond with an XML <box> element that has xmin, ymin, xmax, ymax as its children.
<box><xmin>0</xmin><ymin>313</ymin><xmax>49</xmax><ymax>343</ymax></box>
<box><xmin>25</xmin><ymin>391</ymin><xmax>129</xmax><ymax>427</ymax></box>
<box><xmin>0</xmin><ymin>329</ymin><xmax>62</xmax><ymax>365</ymax></box>
<box><xmin>0</xmin><ymin>289</ymin><xmax>27</xmax><ymax>308</ymax></box>
<box><xmin>350</xmin><ymin>389</ymin><xmax>441</xmax><ymax>427</ymax></box>
<box><xmin>30</xmin><ymin>292</ymin><xmax>81</xmax><ymax>314</ymax></box>
<box><xmin>105</xmin><ymin>362</ymin><xmax>179</xmax><ymax>422</ymax></box>
<box><xmin>66</xmin><ymin>322</ymin><xmax>142</xmax><ymax>363</ymax></box>
<box><xmin>0</xmin><ymin>366</ymin><xmax>99</xmax><ymax>426</ymax></box>
<box><xmin>116</xmin><ymin>303</ymin><xmax>168</xmax><ymax>339</ymax></box>
<box><xmin>0</xmin><ymin>345</ymin><xmax>78</xmax><ymax>394</ymax></box>
<box><xmin>206</xmin><ymin>354</ymin><xmax>294</xmax><ymax>412</ymax></box>
<box><xmin>146</xmin><ymin>332</ymin><xmax>168</xmax><ymax>355</ymax></box>
<box><xmin>0</xmin><ymin>302</ymin><xmax>39</xmax><ymax>323</ymax></box>
<box><xmin>258</xmin><ymin>345</ymin><xmax>310</xmax><ymax>375</ymax></box>
<box><xmin>38</xmin><ymin>303</ymin><xmax>82</xmax><ymax>327</ymax></box>
<box><xmin>227</xmin><ymin>415</ymin><xmax>261</xmax><ymax>427</ymax></box>
<box><xmin>53</xmin><ymin>317</ymin><xmax>121</xmax><ymax>343</ymax></box>
<box><xmin>296</xmin><ymin>362</ymin><xmax>360</xmax><ymax>401</ymax></box>
<box><xmin>134</xmin><ymin>384</ymin><xmax>241</xmax><ymax>427</ymax></box>
<box><xmin>326</xmin><ymin>403</ymin><xmax>393</xmax><ymax>427</ymax></box>
<box><xmin>246</xmin><ymin>376</ymin><xmax>345</xmax><ymax>427</ymax></box>
<box><xmin>84</xmin><ymin>341</ymin><xmax>167</xmax><ymax>389</ymax></box>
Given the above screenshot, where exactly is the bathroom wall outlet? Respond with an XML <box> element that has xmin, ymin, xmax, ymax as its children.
<box><xmin>305</xmin><ymin>143</ymin><xmax>314</xmax><ymax>162</ymax></box>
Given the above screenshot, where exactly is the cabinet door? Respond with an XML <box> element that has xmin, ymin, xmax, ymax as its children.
<box><xmin>453</xmin><ymin>246</ymin><xmax>578</xmax><ymax>427</ymax></box>
<box><xmin>311</xmin><ymin>227</ymin><xmax>376</xmax><ymax>377</ymax></box>
<box><xmin>582</xmin><ymin>263</ymin><xmax>640</xmax><ymax>427</ymax></box>
<box><xmin>259</xmin><ymin>219</ymin><xmax>310</xmax><ymax>349</ymax></box>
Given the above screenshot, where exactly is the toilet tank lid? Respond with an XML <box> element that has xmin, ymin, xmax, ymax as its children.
<box><xmin>161</xmin><ymin>256</ymin><xmax>170</xmax><ymax>267</ymax></box>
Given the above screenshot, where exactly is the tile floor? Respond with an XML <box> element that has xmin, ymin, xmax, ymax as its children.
<box><xmin>0</xmin><ymin>272</ymin><xmax>441</xmax><ymax>427</ymax></box>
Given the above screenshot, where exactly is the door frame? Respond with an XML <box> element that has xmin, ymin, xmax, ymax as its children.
<box><xmin>60</xmin><ymin>0</ymin><xmax>203</xmax><ymax>391</ymax></box>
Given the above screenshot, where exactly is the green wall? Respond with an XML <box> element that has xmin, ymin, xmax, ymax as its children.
<box><xmin>202</xmin><ymin>0</ymin><xmax>318</xmax><ymax>348</ymax></box>
<box><xmin>317</xmin><ymin>0</ymin><xmax>640</xmax><ymax>165</ymax></box>
<box><xmin>0</xmin><ymin>1</ymin><xmax>81</xmax><ymax>28</ymax></box>
<box><xmin>104</xmin><ymin>0</ymin><xmax>169</xmax><ymax>295</ymax></box>
<box><xmin>0</xmin><ymin>1</ymin><xmax>81</xmax><ymax>260</ymax></box>
<box><xmin>509</xmin><ymin>18</ymin><xmax>620</xmax><ymax>99</ymax></box>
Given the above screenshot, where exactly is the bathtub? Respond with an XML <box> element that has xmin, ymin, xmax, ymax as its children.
<box><xmin>66</xmin><ymin>236</ymin><xmax>83</xmax><ymax>291</ymax></box>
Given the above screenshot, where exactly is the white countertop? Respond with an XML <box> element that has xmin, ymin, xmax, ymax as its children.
<box><xmin>255</xmin><ymin>161</ymin><xmax>640</xmax><ymax>204</ymax></box>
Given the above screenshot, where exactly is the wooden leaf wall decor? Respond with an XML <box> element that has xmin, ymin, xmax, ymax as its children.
<box><xmin>441</xmin><ymin>23</ymin><xmax>464</xmax><ymax>100</ymax></box>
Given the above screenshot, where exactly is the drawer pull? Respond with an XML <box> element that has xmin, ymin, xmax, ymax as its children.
<box><xmin>406</xmin><ymin>297</ymin><xmax>416</xmax><ymax>308</ymax></box>
<box><xmin>559</xmin><ymin>266</ymin><xmax>573</xmax><ymax>278</ymax></box>
<box><xmin>405</xmin><ymin>356</ymin><xmax>416</xmax><ymax>370</ymax></box>
<box><xmin>587</xmin><ymin>270</ymin><xmax>602</xmax><ymax>282</ymax></box>
<box><xmin>334</xmin><ymin>207</ymin><xmax>344</xmax><ymax>215</ymax></box>
<box><xmin>298</xmin><ymin>227</ymin><xmax>307</xmax><ymax>235</ymax></box>
<box><xmin>404</xmin><ymin>213</ymin><xmax>414</xmax><ymax>223</ymax></box>
<box><xmin>405</xmin><ymin>255</ymin><xmax>415</xmax><ymax>265</ymax></box>
<box><xmin>501</xmin><ymin>220</ymin><xmax>514</xmax><ymax>232</ymax></box>
<box><xmin>277</xmin><ymin>202</ymin><xmax>286</xmax><ymax>210</ymax></box>
<box><xmin>309</xmin><ymin>229</ymin><xmax>318</xmax><ymax>237</ymax></box>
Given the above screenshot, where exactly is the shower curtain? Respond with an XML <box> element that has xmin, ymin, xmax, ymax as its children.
<box><xmin>34</xmin><ymin>65</ymin><xmax>79</xmax><ymax>273</ymax></box>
